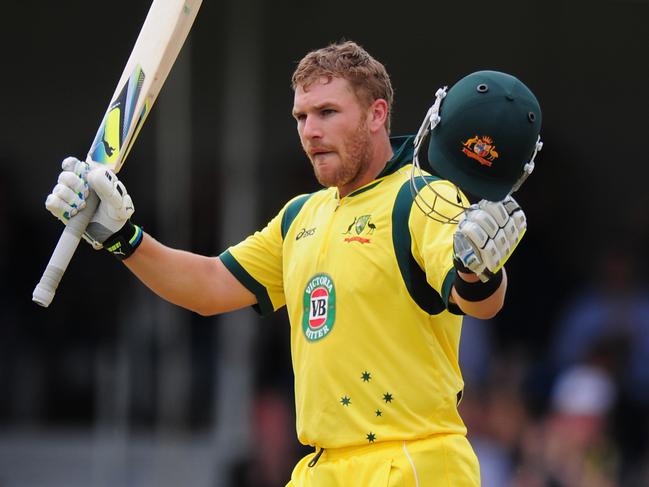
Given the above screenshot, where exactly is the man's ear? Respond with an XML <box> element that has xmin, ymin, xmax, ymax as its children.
<box><xmin>368</xmin><ymin>98</ymin><xmax>389</xmax><ymax>133</ymax></box>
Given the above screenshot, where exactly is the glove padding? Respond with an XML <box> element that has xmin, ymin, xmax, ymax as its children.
<box><xmin>453</xmin><ymin>196</ymin><xmax>526</xmax><ymax>282</ymax></box>
<box><xmin>45</xmin><ymin>157</ymin><xmax>134</xmax><ymax>249</ymax></box>
<box><xmin>45</xmin><ymin>157</ymin><xmax>90</xmax><ymax>221</ymax></box>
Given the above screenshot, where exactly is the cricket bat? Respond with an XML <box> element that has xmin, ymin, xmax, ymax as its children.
<box><xmin>32</xmin><ymin>0</ymin><xmax>203</xmax><ymax>307</ymax></box>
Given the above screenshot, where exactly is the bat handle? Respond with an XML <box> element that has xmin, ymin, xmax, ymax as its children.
<box><xmin>32</xmin><ymin>191</ymin><xmax>100</xmax><ymax>307</ymax></box>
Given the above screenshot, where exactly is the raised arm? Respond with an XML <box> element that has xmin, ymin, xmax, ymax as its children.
<box><xmin>124</xmin><ymin>234</ymin><xmax>256</xmax><ymax>316</ymax></box>
<box><xmin>451</xmin><ymin>197</ymin><xmax>526</xmax><ymax>319</ymax></box>
<box><xmin>45</xmin><ymin>157</ymin><xmax>256</xmax><ymax>315</ymax></box>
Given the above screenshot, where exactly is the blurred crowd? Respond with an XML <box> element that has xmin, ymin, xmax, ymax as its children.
<box><xmin>470</xmin><ymin>244</ymin><xmax>649</xmax><ymax>487</ymax></box>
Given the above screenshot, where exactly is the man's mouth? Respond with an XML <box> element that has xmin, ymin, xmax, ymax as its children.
<box><xmin>309</xmin><ymin>148</ymin><xmax>333</xmax><ymax>157</ymax></box>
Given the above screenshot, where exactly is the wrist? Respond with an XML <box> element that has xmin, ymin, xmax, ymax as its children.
<box><xmin>453</xmin><ymin>268</ymin><xmax>503</xmax><ymax>302</ymax></box>
<box><xmin>456</xmin><ymin>269</ymin><xmax>481</xmax><ymax>283</ymax></box>
<box><xmin>453</xmin><ymin>255</ymin><xmax>474</xmax><ymax>274</ymax></box>
<box><xmin>103</xmin><ymin>220</ymin><xmax>143</xmax><ymax>260</ymax></box>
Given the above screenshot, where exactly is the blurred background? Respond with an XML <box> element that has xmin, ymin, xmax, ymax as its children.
<box><xmin>2</xmin><ymin>0</ymin><xmax>649</xmax><ymax>485</ymax></box>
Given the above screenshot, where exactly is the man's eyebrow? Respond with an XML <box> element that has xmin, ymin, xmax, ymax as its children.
<box><xmin>292</xmin><ymin>101</ymin><xmax>338</xmax><ymax>118</ymax></box>
<box><xmin>313</xmin><ymin>100</ymin><xmax>338</xmax><ymax>109</ymax></box>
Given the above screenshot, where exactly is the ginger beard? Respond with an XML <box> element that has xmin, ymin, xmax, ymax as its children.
<box><xmin>307</xmin><ymin>115</ymin><xmax>373</xmax><ymax>190</ymax></box>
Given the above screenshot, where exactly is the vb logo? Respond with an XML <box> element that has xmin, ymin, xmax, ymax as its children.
<box><xmin>309</xmin><ymin>288</ymin><xmax>328</xmax><ymax>327</ymax></box>
<box><xmin>302</xmin><ymin>273</ymin><xmax>336</xmax><ymax>342</ymax></box>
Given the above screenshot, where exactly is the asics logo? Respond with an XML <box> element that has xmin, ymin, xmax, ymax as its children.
<box><xmin>296</xmin><ymin>227</ymin><xmax>316</xmax><ymax>240</ymax></box>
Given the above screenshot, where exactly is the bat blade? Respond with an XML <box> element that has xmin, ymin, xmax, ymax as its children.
<box><xmin>88</xmin><ymin>64</ymin><xmax>147</xmax><ymax>168</ymax></box>
<box><xmin>32</xmin><ymin>0</ymin><xmax>202</xmax><ymax>307</ymax></box>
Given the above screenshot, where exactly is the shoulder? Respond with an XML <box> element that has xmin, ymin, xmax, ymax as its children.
<box><xmin>280</xmin><ymin>189</ymin><xmax>328</xmax><ymax>238</ymax></box>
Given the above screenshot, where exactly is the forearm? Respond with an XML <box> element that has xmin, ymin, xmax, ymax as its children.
<box><xmin>123</xmin><ymin>232</ymin><xmax>255</xmax><ymax>315</ymax></box>
<box><xmin>451</xmin><ymin>268</ymin><xmax>507</xmax><ymax>319</ymax></box>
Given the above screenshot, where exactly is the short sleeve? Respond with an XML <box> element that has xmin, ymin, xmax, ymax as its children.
<box><xmin>220</xmin><ymin>198</ymin><xmax>299</xmax><ymax>316</ymax></box>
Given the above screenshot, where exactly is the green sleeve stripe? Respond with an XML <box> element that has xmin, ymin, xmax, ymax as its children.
<box><xmin>441</xmin><ymin>268</ymin><xmax>456</xmax><ymax>305</ymax></box>
<box><xmin>219</xmin><ymin>249</ymin><xmax>274</xmax><ymax>316</ymax></box>
<box><xmin>442</xmin><ymin>268</ymin><xmax>464</xmax><ymax>316</ymax></box>
<box><xmin>281</xmin><ymin>193</ymin><xmax>314</xmax><ymax>240</ymax></box>
<box><xmin>392</xmin><ymin>178</ymin><xmax>447</xmax><ymax>315</ymax></box>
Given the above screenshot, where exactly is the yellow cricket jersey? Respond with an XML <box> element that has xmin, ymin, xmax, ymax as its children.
<box><xmin>220</xmin><ymin>136</ymin><xmax>470</xmax><ymax>449</ymax></box>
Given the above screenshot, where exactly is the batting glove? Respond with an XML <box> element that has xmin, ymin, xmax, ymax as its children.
<box><xmin>453</xmin><ymin>196</ymin><xmax>526</xmax><ymax>282</ymax></box>
<box><xmin>45</xmin><ymin>157</ymin><xmax>142</xmax><ymax>259</ymax></box>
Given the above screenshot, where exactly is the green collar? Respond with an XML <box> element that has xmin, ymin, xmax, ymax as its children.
<box><xmin>377</xmin><ymin>135</ymin><xmax>416</xmax><ymax>178</ymax></box>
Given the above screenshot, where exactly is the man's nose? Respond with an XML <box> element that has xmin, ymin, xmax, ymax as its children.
<box><xmin>302</xmin><ymin>116</ymin><xmax>322</xmax><ymax>139</ymax></box>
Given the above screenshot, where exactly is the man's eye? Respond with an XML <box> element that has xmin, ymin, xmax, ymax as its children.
<box><xmin>321</xmin><ymin>109</ymin><xmax>335</xmax><ymax>116</ymax></box>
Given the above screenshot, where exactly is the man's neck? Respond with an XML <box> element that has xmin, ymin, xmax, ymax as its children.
<box><xmin>338</xmin><ymin>134</ymin><xmax>394</xmax><ymax>198</ymax></box>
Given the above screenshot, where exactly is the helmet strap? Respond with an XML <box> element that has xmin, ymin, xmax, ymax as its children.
<box><xmin>410</xmin><ymin>86</ymin><xmax>467</xmax><ymax>224</ymax></box>
<box><xmin>413</xmin><ymin>87</ymin><xmax>448</xmax><ymax>167</ymax></box>
<box><xmin>510</xmin><ymin>136</ymin><xmax>543</xmax><ymax>195</ymax></box>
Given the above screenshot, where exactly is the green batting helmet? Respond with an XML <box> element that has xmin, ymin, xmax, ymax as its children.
<box><xmin>426</xmin><ymin>70</ymin><xmax>542</xmax><ymax>201</ymax></box>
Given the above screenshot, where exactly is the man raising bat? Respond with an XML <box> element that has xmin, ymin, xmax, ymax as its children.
<box><xmin>33</xmin><ymin>0</ymin><xmax>202</xmax><ymax>307</ymax></box>
<box><xmin>45</xmin><ymin>40</ymin><xmax>541</xmax><ymax>487</ymax></box>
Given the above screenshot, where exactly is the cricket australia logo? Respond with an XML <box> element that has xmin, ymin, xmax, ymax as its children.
<box><xmin>342</xmin><ymin>215</ymin><xmax>376</xmax><ymax>244</ymax></box>
<box><xmin>461</xmin><ymin>135</ymin><xmax>499</xmax><ymax>167</ymax></box>
<box><xmin>302</xmin><ymin>273</ymin><xmax>336</xmax><ymax>342</ymax></box>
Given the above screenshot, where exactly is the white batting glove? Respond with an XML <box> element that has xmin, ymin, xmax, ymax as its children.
<box><xmin>45</xmin><ymin>157</ymin><xmax>90</xmax><ymax>222</ymax></box>
<box><xmin>86</xmin><ymin>165</ymin><xmax>135</xmax><ymax>244</ymax></box>
<box><xmin>45</xmin><ymin>157</ymin><xmax>135</xmax><ymax>249</ymax></box>
<box><xmin>453</xmin><ymin>196</ymin><xmax>526</xmax><ymax>282</ymax></box>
